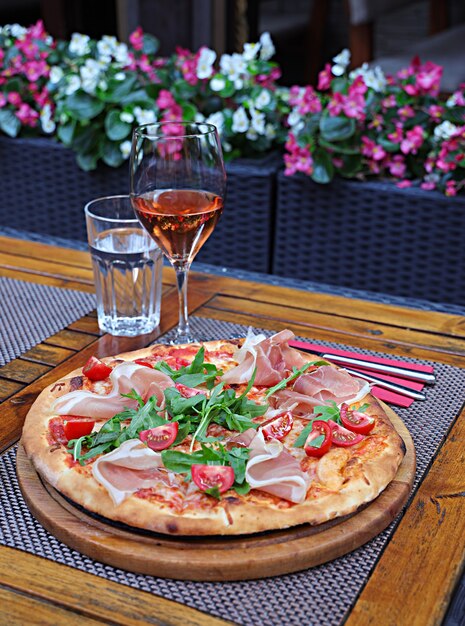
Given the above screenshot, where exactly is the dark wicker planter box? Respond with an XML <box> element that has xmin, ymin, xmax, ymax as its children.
<box><xmin>273</xmin><ymin>172</ymin><xmax>465</xmax><ymax>306</ymax></box>
<box><xmin>0</xmin><ymin>136</ymin><xmax>280</xmax><ymax>273</ymax></box>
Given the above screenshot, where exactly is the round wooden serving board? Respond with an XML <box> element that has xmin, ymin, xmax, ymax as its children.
<box><xmin>17</xmin><ymin>405</ymin><xmax>415</xmax><ymax>582</ymax></box>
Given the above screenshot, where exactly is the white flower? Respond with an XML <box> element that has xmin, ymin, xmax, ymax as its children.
<box><xmin>254</xmin><ymin>89</ymin><xmax>271</xmax><ymax>110</ymax></box>
<box><xmin>97</xmin><ymin>35</ymin><xmax>117</xmax><ymax>57</ymax></box>
<box><xmin>69</xmin><ymin>32</ymin><xmax>90</xmax><ymax>56</ymax></box>
<box><xmin>349</xmin><ymin>63</ymin><xmax>386</xmax><ymax>92</ymax></box>
<box><xmin>434</xmin><ymin>121</ymin><xmax>458</xmax><ymax>140</ymax></box>
<box><xmin>134</xmin><ymin>107</ymin><xmax>157</xmax><ymax>125</ymax></box>
<box><xmin>223</xmin><ymin>141</ymin><xmax>232</xmax><ymax>152</ymax></box>
<box><xmin>206</xmin><ymin>111</ymin><xmax>224</xmax><ymax>134</ymax></box>
<box><xmin>120</xmin><ymin>112</ymin><xmax>134</xmax><ymax>123</ymax></box>
<box><xmin>259</xmin><ymin>32</ymin><xmax>275</xmax><ymax>60</ymax></box>
<box><xmin>40</xmin><ymin>104</ymin><xmax>56</xmax><ymax>134</ymax></box>
<box><xmin>65</xmin><ymin>75</ymin><xmax>81</xmax><ymax>95</ymax></box>
<box><xmin>243</xmin><ymin>42</ymin><xmax>260</xmax><ymax>61</ymax></box>
<box><xmin>250</xmin><ymin>106</ymin><xmax>266</xmax><ymax>135</ymax></box>
<box><xmin>114</xmin><ymin>42</ymin><xmax>130</xmax><ymax>65</ymax></box>
<box><xmin>120</xmin><ymin>140</ymin><xmax>132</xmax><ymax>159</ymax></box>
<box><xmin>265</xmin><ymin>123</ymin><xmax>276</xmax><ymax>139</ymax></box>
<box><xmin>114</xmin><ymin>72</ymin><xmax>126</xmax><ymax>81</ymax></box>
<box><xmin>232</xmin><ymin>107</ymin><xmax>249</xmax><ymax>133</ymax></box>
<box><xmin>197</xmin><ymin>47</ymin><xmax>216</xmax><ymax>79</ymax></box>
<box><xmin>99</xmin><ymin>80</ymin><xmax>108</xmax><ymax>91</ymax></box>
<box><xmin>210</xmin><ymin>76</ymin><xmax>226</xmax><ymax>92</ymax></box>
<box><xmin>195</xmin><ymin>112</ymin><xmax>206</xmax><ymax>123</ymax></box>
<box><xmin>446</xmin><ymin>93</ymin><xmax>459</xmax><ymax>107</ymax></box>
<box><xmin>10</xmin><ymin>24</ymin><xmax>27</xmax><ymax>39</ymax></box>
<box><xmin>332</xmin><ymin>48</ymin><xmax>351</xmax><ymax>76</ymax></box>
<box><xmin>246</xmin><ymin>127</ymin><xmax>258</xmax><ymax>141</ymax></box>
<box><xmin>79</xmin><ymin>59</ymin><xmax>101</xmax><ymax>94</ymax></box>
<box><xmin>49</xmin><ymin>66</ymin><xmax>64</xmax><ymax>84</ymax></box>
<box><xmin>220</xmin><ymin>53</ymin><xmax>246</xmax><ymax>89</ymax></box>
<box><xmin>287</xmin><ymin>110</ymin><xmax>302</xmax><ymax>127</ymax></box>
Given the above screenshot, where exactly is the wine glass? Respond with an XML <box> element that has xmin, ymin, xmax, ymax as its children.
<box><xmin>130</xmin><ymin>122</ymin><xmax>227</xmax><ymax>344</ymax></box>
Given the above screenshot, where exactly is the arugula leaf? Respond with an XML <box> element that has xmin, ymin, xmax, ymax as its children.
<box><xmin>204</xmin><ymin>486</ymin><xmax>221</xmax><ymax>499</ymax></box>
<box><xmin>264</xmin><ymin>360</ymin><xmax>329</xmax><ymax>398</ymax></box>
<box><xmin>154</xmin><ymin>347</ymin><xmax>222</xmax><ymax>388</ymax></box>
<box><xmin>293</xmin><ymin>403</ymin><xmax>340</xmax><ymax>448</ymax></box>
<box><xmin>306</xmin><ymin>434</ymin><xmax>325</xmax><ymax>449</ymax></box>
<box><xmin>352</xmin><ymin>402</ymin><xmax>369</xmax><ymax>413</ymax></box>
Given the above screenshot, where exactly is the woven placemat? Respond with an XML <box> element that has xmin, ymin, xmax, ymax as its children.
<box><xmin>1</xmin><ymin>316</ymin><xmax>465</xmax><ymax>626</ymax></box>
<box><xmin>0</xmin><ymin>277</ymin><xmax>95</xmax><ymax>366</ymax></box>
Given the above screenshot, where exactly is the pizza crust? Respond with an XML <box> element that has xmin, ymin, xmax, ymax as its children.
<box><xmin>21</xmin><ymin>340</ymin><xmax>406</xmax><ymax>536</ymax></box>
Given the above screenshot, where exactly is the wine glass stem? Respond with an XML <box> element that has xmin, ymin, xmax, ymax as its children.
<box><xmin>174</xmin><ymin>263</ymin><xmax>191</xmax><ymax>340</ymax></box>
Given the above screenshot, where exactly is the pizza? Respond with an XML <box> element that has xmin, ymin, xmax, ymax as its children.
<box><xmin>21</xmin><ymin>329</ymin><xmax>406</xmax><ymax>536</ymax></box>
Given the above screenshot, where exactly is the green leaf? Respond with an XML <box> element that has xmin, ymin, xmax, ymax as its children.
<box><xmin>319</xmin><ymin>137</ymin><xmax>359</xmax><ymax>155</ymax></box>
<box><xmin>66</xmin><ymin>92</ymin><xmax>105</xmax><ymax>121</ymax></box>
<box><xmin>338</xmin><ymin>154</ymin><xmax>363</xmax><ymax>177</ymax></box>
<box><xmin>307</xmin><ymin>434</ymin><xmax>325</xmax><ymax>448</ymax></box>
<box><xmin>119</xmin><ymin>89</ymin><xmax>154</xmax><ymax>107</ymax></box>
<box><xmin>102</xmin><ymin>140</ymin><xmax>125</xmax><ymax>168</ymax></box>
<box><xmin>104</xmin><ymin>110</ymin><xmax>132</xmax><ymax>141</ymax></box>
<box><xmin>142</xmin><ymin>33</ymin><xmax>159</xmax><ymax>55</ymax></box>
<box><xmin>219</xmin><ymin>80</ymin><xmax>236</xmax><ymax>98</ymax></box>
<box><xmin>182</xmin><ymin>102</ymin><xmax>197</xmax><ymax>122</ymax></box>
<box><xmin>104</xmin><ymin>75</ymin><xmax>138</xmax><ymax>102</ymax></box>
<box><xmin>0</xmin><ymin>109</ymin><xmax>21</xmax><ymax>137</ymax></box>
<box><xmin>311</xmin><ymin>149</ymin><xmax>334</xmax><ymax>184</ymax></box>
<box><xmin>76</xmin><ymin>152</ymin><xmax>98</xmax><ymax>171</ymax></box>
<box><xmin>57</xmin><ymin>121</ymin><xmax>76</xmax><ymax>145</ymax></box>
<box><xmin>320</xmin><ymin>116</ymin><xmax>355</xmax><ymax>142</ymax></box>
<box><xmin>377</xmin><ymin>137</ymin><xmax>400</xmax><ymax>153</ymax></box>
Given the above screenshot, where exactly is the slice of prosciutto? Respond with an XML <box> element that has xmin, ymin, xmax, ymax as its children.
<box><xmin>270</xmin><ymin>366</ymin><xmax>370</xmax><ymax>416</ymax></box>
<box><xmin>244</xmin><ymin>430</ymin><xmax>311</xmax><ymax>504</ymax></box>
<box><xmin>52</xmin><ymin>362</ymin><xmax>174</xmax><ymax>419</ymax></box>
<box><xmin>222</xmin><ymin>329</ymin><xmax>307</xmax><ymax>386</ymax></box>
<box><xmin>92</xmin><ymin>439</ymin><xmax>164</xmax><ymax>505</ymax></box>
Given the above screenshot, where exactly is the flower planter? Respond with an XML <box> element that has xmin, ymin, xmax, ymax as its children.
<box><xmin>0</xmin><ymin>136</ymin><xmax>280</xmax><ymax>273</ymax></box>
<box><xmin>273</xmin><ymin>171</ymin><xmax>465</xmax><ymax>306</ymax></box>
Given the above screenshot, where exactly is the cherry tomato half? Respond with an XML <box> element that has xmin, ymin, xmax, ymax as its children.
<box><xmin>82</xmin><ymin>356</ymin><xmax>112</xmax><ymax>381</ymax></box>
<box><xmin>175</xmin><ymin>383</ymin><xmax>203</xmax><ymax>398</ymax></box>
<box><xmin>329</xmin><ymin>420</ymin><xmax>364</xmax><ymax>447</ymax></box>
<box><xmin>304</xmin><ymin>420</ymin><xmax>332</xmax><ymax>457</ymax></box>
<box><xmin>134</xmin><ymin>358</ymin><xmax>154</xmax><ymax>368</ymax></box>
<box><xmin>139</xmin><ymin>422</ymin><xmax>179</xmax><ymax>451</ymax></box>
<box><xmin>63</xmin><ymin>419</ymin><xmax>95</xmax><ymax>441</ymax></box>
<box><xmin>191</xmin><ymin>464</ymin><xmax>235</xmax><ymax>494</ymax></box>
<box><xmin>261</xmin><ymin>411</ymin><xmax>294</xmax><ymax>441</ymax></box>
<box><xmin>340</xmin><ymin>403</ymin><xmax>375</xmax><ymax>435</ymax></box>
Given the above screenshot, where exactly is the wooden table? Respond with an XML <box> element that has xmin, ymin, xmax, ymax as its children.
<box><xmin>0</xmin><ymin>234</ymin><xmax>464</xmax><ymax>626</ymax></box>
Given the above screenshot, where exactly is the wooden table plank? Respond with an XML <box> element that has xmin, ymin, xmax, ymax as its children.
<box><xmin>0</xmin><ymin>379</ymin><xmax>24</xmax><ymax>403</ymax></box>
<box><xmin>0</xmin><ymin>547</ymin><xmax>230</xmax><ymax>626</ymax></box>
<box><xmin>0</xmin><ymin>360</ymin><xmax>52</xmax><ymax>384</ymax></box>
<box><xmin>346</xmin><ymin>405</ymin><xmax>465</xmax><ymax>626</ymax></box>
<box><xmin>22</xmin><ymin>344</ymin><xmax>76</xmax><ymax>366</ymax></box>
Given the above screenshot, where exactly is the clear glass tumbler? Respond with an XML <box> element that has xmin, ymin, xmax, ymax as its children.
<box><xmin>85</xmin><ymin>195</ymin><xmax>163</xmax><ymax>336</ymax></box>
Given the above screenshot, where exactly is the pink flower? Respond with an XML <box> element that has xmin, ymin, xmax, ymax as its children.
<box><xmin>417</xmin><ymin>61</ymin><xmax>442</xmax><ymax>96</ymax></box>
<box><xmin>398</xmin><ymin>105</ymin><xmax>415</xmax><ymax>119</ymax></box>
<box><xmin>343</xmin><ymin>91</ymin><xmax>365</xmax><ymax>120</ymax></box>
<box><xmin>350</xmin><ymin>76</ymin><xmax>368</xmax><ymax>96</ymax></box>
<box><xmin>28</xmin><ymin>20</ymin><xmax>47</xmax><ymax>40</ymax></box>
<box><xmin>388</xmin><ymin>126</ymin><xmax>403</xmax><ymax>143</ymax></box>
<box><xmin>129</xmin><ymin>27</ymin><xmax>144</xmax><ymax>51</ymax></box>
<box><xmin>396</xmin><ymin>180</ymin><xmax>412</xmax><ymax>188</ymax></box>
<box><xmin>0</xmin><ymin>94</ymin><xmax>6</xmax><ymax>107</ymax></box>
<box><xmin>387</xmin><ymin>155</ymin><xmax>406</xmax><ymax>177</ymax></box>
<box><xmin>445</xmin><ymin>181</ymin><xmax>457</xmax><ymax>197</ymax></box>
<box><xmin>368</xmin><ymin>114</ymin><xmax>383</xmax><ymax>130</ymax></box>
<box><xmin>332</xmin><ymin>157</ymin><xmax>344</xmax><ymax>168</ymax></box>
<box><xmin>16</xmin><ymin>39</ymin><xmax>39</xmax><ymax>60</ymax></box>
<box><xmin>382</xmin><ymin>95</ymin><xmax>396</xmax><ymax>109</ymax></box>
<box><xmin>420</xmin><ymin>181</ymin><xmax>436</xmax><ymax>190</ymax></box>
<box><xmin>290</xmin><ymin>85</ymin><xmax>321</xmax><ymax>114</ymax></box>
<box><xmin>400</xmin><ymin>125</ymin><xmax>424</xmax><ymax>154</ymax></box>
<box><xmin>7</xmin><ymin>92</ymin><xmax>22</xmax><ymax>106</ymax></box>
<box><xmin>15</xmin><ymin>103</ymin><xmax>39</xmax><ymax>127</ymax></box>
<box><xmin>24</xmin><ymin>60</ymin><xmax>49</xmax><ymax>82</ymax></box>
<box><xmin>157</xmin><ymin>89</ymin><xmax>176</xmax><ymax>110</ymax></box>
<box><xmin>328</xmin><ymin>92</ymin><xmax>344</xmax><ymax>116</ymax></box>
<box><xmin>361</xmin><ymin>136</ymin><xmax>386</xmax><ymax>161</ymax></box>
<box><xmin>255</xmin><ymin>67</ymin><xmax>281</xmax><ymax>87</ymax></box>
<box><xmin>284</xmin><ymin>133</ymin><xmax>313</xmax><ymax>176</ymax></box>
<box><xmin>428</xmin><ymin>105</ymin><xmax>444</xmax><ymax>119</ymax></box>
<box><xmin>317</xmin><ymin>63</ymin><xmax>332</xmax><ymax>91</ymax></box>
